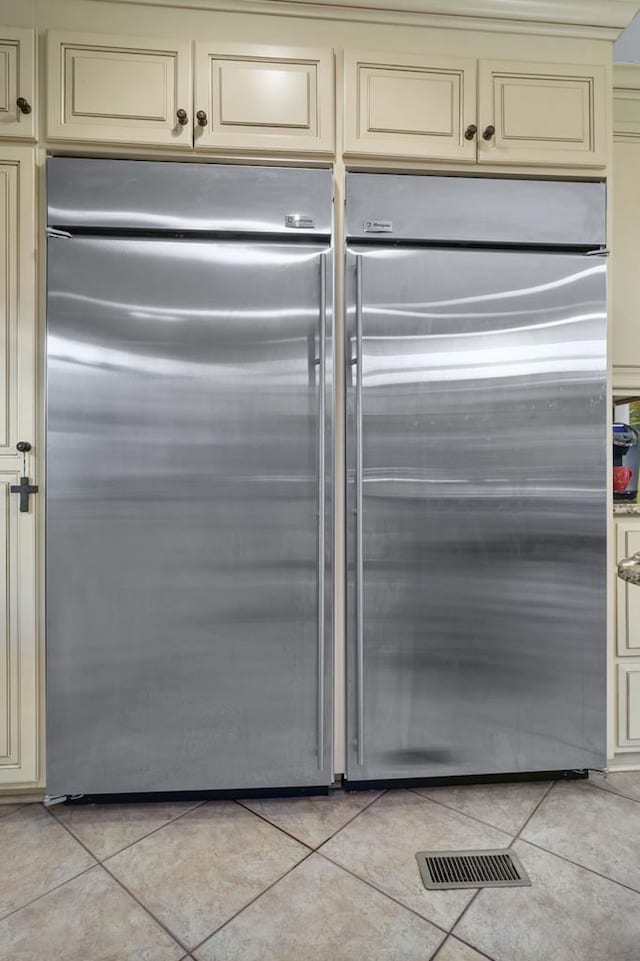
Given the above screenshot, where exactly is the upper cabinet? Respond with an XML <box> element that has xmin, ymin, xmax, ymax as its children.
<box><xmin>612</xmin><ymin>66</ymin><xmax>640</xmax><ymax>377</ymax></box>
<box><xmin>343</xmin><ymin>50</ymin><xmax>477</xmax><ymax>163</ymax></box>
<box><xmin>46</xmin><ymin>31</ymin><xmax>335</xmax><ymax>154</ymax></box>
<box><xmin>47</xmin><ymin>31</ymin><xmax>193</xmax><ymax>147</ymax></box>
<box><xmin>194</xmin><ymin>42</ymin><xmax>334</xmax><ymax>153</ymax></box>
<box><xmin>478</xmin><ymin>60</ymin><xmax>606</xmax><ymax>167</ymax></box>
<box><xmin>344</xmin><ymin>51</ymin><xmax>606</xmax><ymax>168</ymax></box>
<box><xmin>0</xmin><ymin>27</ymin><xmax>36</xmax><ymax>141</ymax></box>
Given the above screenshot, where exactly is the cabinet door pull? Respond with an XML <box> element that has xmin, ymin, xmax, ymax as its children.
<box><xmin>16</xmin><ymin>97</ymin><xmax>32</xmax><ymax>115</ymax></box>
<box><xmin>196</xmin><ymin>110</ymin><xmax>208</xmax><ymax>127</ymax></box>
<box><xmin>176</xmin><ymin>108</ymin><xmax>189</xmax><ymax>126</ymax></box>
<box><xmin>464</xmin><ymin>124</ymin><xmax>477</xmax><ymax>141</ymax></box>
<box><xmin>482</xmin><ymin>124</ymin><xmax>496</xmax><ymax>141</ymax></box>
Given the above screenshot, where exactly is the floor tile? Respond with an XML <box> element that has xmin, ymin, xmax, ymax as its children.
<box><xmin>320</xmin><ymin>790</ymin><xmax>511</xmax><ymax>931</ymax></box>
<box><xmin>105</xmin><ymin>801</ymin><xmax>310</xmax><ymax>948</ymax></box>
<box><xmin>195</xmin><ymin>853</ymin><xmax>444</xmax><ymax>961</ymax></box>
<box><xmin>521</xmin><ymin>780</ymin><xmax>640</xmax><ymax>890</ymax></box>
<box><xmin>589</xmin><ymin>769</ymin><xmax>640</xmax><ymax>803</ymax></box>
<box><xmin>54</xmin><ymin>800</ymin><xmax>203</xmax><ymax>860</ymax></box>
<box><xmin>454</xmin><ymin>839</ymin><xmax>640</xmax><ymax>961</ymax></box>
<box><xmin>434</xmin><ymin>937</ymin><xmax>492</xmax><ymax>961</ymax></box>
<box><xmin>413</xmin><ymin>781</ymin><xmax>551</xmax><ymax>835</ymax></box>
<box><xmin>0</xmin><ymin>806</ymin><xmax>95</xmax><ymax>919</ymax></box>
<box><xmin>0</xmin><ymin>865</ymin><xmax>183</xmax><ymax>961</ymax></box>
<box><xmin>240</xmin><ymin>790</ymin><xmax>382</xmax><ymax>848</ymax></box>
<box><xmin>0</xmin><ymin>804</ymin><xmax>22</xmax><ymax>819</ymax></box>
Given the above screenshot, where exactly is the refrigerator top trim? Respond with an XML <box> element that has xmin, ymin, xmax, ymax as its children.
<box><xmin>46</xmin><ymin>158</ymin><xmax>333</xmax><ymax>236</ymax></box>
<box><xmin>345</xmin><ymin>173</ymin><xmax>606</xmax><ymax>248</ymax></box>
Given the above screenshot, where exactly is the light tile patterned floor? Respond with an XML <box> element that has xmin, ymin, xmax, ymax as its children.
<box><xmin>1</xmin><ymin>773</ymin><xmax>640</xmax><ymax>961</ymax></box>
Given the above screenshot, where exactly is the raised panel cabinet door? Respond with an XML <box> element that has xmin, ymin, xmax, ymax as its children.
<box><xmin>0</xmin><ymin>27</ymin><xmax>35</xmax><ymax>140</ymax></box>
<box><xmin>478</xmin><ymin>59</ymin><xmax>606</xmax><ymax>167</ymax></box>
<box><xmin>0</xmin><ymin>470</ymin><xmax>39</xmax><ymax>786</ymax></box>
<box><xmin>616</xmin><ymin>522</ymin><xmax>640</xmax><ymax>657</ymax></box>
<box><xmin>618</xmin><ymin>663</ymin><xmax>640</xmax><ymax>747</ymax></box>
<box><xmin>0</xmin><ymin>148</ymin><xmax>36</xmax><ymax>460</ymax></box>
<box><xmin>343</xmin><ymin>50</ymin><xmax>477</xmax><ymax>162</ymax></box>
<box><xmin>47</xmin><ymin>31</ymin><xmax>192</xmax><ymax>147</ymax></box>
<box><xmin>194</xmin><ymin>42</ymin><xmax>334</xmax><ymax>153</ymax></box>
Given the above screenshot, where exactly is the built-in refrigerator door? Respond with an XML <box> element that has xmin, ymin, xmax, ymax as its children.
<box><xmin>345</xmin><ymin>245</ymin><xmax>606</xmax><ymax>784</ymax></box>
<box><xmin>47</xmin><ymin>236</ymin><xmax>333</xmax><ymax>794</ymax></box>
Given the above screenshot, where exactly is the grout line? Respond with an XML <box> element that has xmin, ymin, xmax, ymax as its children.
<box><xmin>407</xmin><ymin>788</ymin><xmax>524</xmax><ymax>840</ymax></box>
<box><xmin>316</xmin><ymin>848</ymin><xmax>451</xmax><ymax>938</ymax></box>
<box><xmin>233</xmin><ymin>799</ymin><xmax>318</xmax><ymax>849</ymax></box>
<box><xmin>518</xmin><ymin>837</ymin><xmax>640</xmax><ymax>898</ymax></box>
<box><xmin>49</xmin><ymin>798</ymin><xmax>208</xmax><ymax>863</ymax></box>
<box><xmin>46</xmin><ymin>805</ymin><xmax>192</xmax><ymax>955</ymax></box>
<box><xmin>99</xmin><ymin>859</ymin><xmax>192</xmax><ymax>955</ymax></box>
<box><xmin>189</xmin><ymin>847</ymin><xmax>317</xmax><ymax>953</ymax></box>
<box><xmin>237</xmin><ymin>787</ymin><xmax>388</xmax><ymax>851</ymax></box>
<box><xmin>444</xmin><ymin>779</ymin><xmax>556</xmax><ymax>961</ymax></box>
<box><xmin>583</xmin><ymin>776</ymin><xmax>640</xmax><ymax>806</ymax></box>
<box><xmin>0</xmin><ymin>862</ymin><xmax>97</xmax><ymax>925</ymax></box>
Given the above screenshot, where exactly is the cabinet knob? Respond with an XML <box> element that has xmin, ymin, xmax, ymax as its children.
<box><xmin>176</xmin><ymin>108</ymin><xmax>189</xmax><ymax>126</ymax></box>
<box><xmin>16</xmin><ymin>441</ymin><xmax>32</xmax><ymax>453</ymax></box>
<box><xmin>464</xmin><ymin>124</ymin><xmax>478</xmax><ymax>141</ymax></box>
<box><xmin>482</xmin><ymin>124</ymin><xmax>496</xmax><ymax>141</ymax></box>
<box><xmin>16</xmin><ymin>96</ymin><xmax>31</xmax><ymax>115</ymax></box>
<box><xmin>196</xmin><ymin>109</ymin><xmax>208</xmax><ymax>127</ymax></box>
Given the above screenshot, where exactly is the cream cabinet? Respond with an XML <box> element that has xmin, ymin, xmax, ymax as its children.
<box><xmin>47</xmin><ymin>31</ymin><xmax>335</xmax><ymax>154</ymax></box>
<box><xmin>0</xmin><ymin>148</ymin><xmax>39</xmax><ymax>788</ymax></box>
<box><xmin>618</xmin><ymin>664</ymin><xmax>640</xmax><ymax>747</ymax></box>
<box><xmin>615</xmin><ymin>519</ymin><xmax>640</xmax><ymax>752</ymax></box>
<box><xmin>612</xmin><ymin>66</ymin><xmax>640</xmax><ymax>376</ymax></box>
<box><xmin>343</xmin><ymin>50</ymin><xmax>477</xmax><ymax>162</ymax></box>
<box><xmin>194</xmin><ymin>42</ymin><xmax>334</xmax><ymax>153</ymax></box>
<box><xmin>0</xmin><ymin>27</ymin><xmax>36</xmax><ymax>141</ymax></box>
<box><xmin>477</xmin><ymin>60</ymin><xmax>606</xmax><ymax>167</ymax></box>
<box><xmin>47</xmin><ymin>31</ymin><xmax>193</xmax><ymax>147</ymax></box>
<box><xmin>344</xmin><ymin>51</ymin><xmax>606</xmax><ymax>167</ymax></box>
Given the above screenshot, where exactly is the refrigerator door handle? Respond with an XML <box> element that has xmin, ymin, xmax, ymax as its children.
<box><xmin>317</xmin><ymin>252</ymin><xmax>327</xmax><ymax>770</ymax></box>
<box><xmin>355</xmin><ymin>254</ymin><xmax>365</xmax><ymax>767</ymax></box>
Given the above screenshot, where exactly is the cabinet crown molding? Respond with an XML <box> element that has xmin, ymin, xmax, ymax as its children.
<box><xmin>107</xmin><ymin>0</ymin><xmax>640</xmax><ymax>36</ymax></box>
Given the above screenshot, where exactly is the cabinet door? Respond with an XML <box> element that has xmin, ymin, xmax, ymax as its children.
<box><xmin>0</xmin><ymin>27</ymin><xmax>35</xmax><ymax>140</ymax></box>
<box><xmin>617</xmin><ymin>522</ymin><xmax>640</xmax><ymax>657</ymax></box>
<box><xmin>194</xmin><ymin>42</ymin><xmax>334</xmax><ymax>153</ymax></box>
<box><xmin>47</xmin><ymin>31</ymin><xmax>192</xmax><ymax>148</ymax></box>
<box><xmin>618</xmin><ymin>663</ymin><xmax>640</xmax><ymax>747</ymax></box>
<box><xmin>344</xmin><ymin>50</ymin><xmax>477</xmax><ymax>162</ymax></box>
<box><xmin>478</xmin><ymin>59</ymin><xmax>606</xmax><ymax>167</ymax></box>
<box><xmin>0</xmin><ymin>148</ymin><xmax>39</xmax><ymax>788</ymax></box>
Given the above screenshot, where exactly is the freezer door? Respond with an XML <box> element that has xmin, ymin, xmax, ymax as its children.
<box><xmin>345</xmin><ymin>246</ymin><xmax>606</xmax><ymax>782</ymax></box>
<box><xmin>47</xmin><ymin>238</ymin><xmax>333</xmax><ymax>794</ymax></box>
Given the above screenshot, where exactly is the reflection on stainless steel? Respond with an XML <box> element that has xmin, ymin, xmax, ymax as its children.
<box><xmin>46</xmin><ymin>161</ymin><xmax>333</xmax><ymax>795</ymax></box>
<box><xmin>345</xmin><ymin>186</ymin><xmax>607</xmax><ymax>781</ymax></box>
<box><xmin>47</xmin><ymin>158</ymin><xmax>333</xmax><ymax>234</ymax></box>
<box><xmin>618</xmin><ymin>553</ymin><xmax>640</xmax><ymax>585</ymax></box>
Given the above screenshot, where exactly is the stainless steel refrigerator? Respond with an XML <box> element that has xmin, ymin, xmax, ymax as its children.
<box><xmin>46</xmin><ymin>159</ymin><xmax>333</xmax><ymax>795</ymax></box>
<box><xmin>345</xmin><ymin>174</ymin><xmax>607</xmax><ymax>786</ymax></box>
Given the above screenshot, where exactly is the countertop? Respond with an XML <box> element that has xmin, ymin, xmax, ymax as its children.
<box><xmin>614</xmin><ymin>503</ymin><xmax>640</xmax><ymax>515</ymax></box>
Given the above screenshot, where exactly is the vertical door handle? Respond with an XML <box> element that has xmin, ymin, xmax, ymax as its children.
<box><xmin>355</xmin><ymin>255</ymin><xmax>365</xmax><ymax>768</ymax></box>
<box><xmin>317</xmin><ymin>252</ymin><xmax>327</xmax><ymax>771</ymax></box>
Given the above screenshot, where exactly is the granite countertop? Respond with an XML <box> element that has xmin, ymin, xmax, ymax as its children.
<box><xmin>614</xmin><ymin>503</ymin><xmax>640</xmax><ymax>515</ymax></box>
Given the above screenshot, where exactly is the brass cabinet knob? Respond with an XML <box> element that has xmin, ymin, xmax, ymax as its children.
<box><xmin>196</xmin><ymin>109</ymin><xmax>208</xmax><ymax>127</ymax></box>
<box><xmin>482</xmin><ymin>124</ymin><xmax>496</xmax><ymax>141</ymax></box>
<box><xmin>16</xmin><ymin>96</ymin><xmax>31</xmax><ymax>115</ymax></box>
<box><xmin>176</xmin><ymin>108</ymin><xmax>188</xmax><ymax>126</ymax></box>
<box><xmin>464</xmin><ymin>124</ymin><xmax>478</xmax><ymax>141</ymax></box>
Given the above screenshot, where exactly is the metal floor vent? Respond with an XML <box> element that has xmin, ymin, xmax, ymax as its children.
<box><xmin>416</xmin><ymin>849</ymin><xmax>531</xmax><ymax>891</ymax></box>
